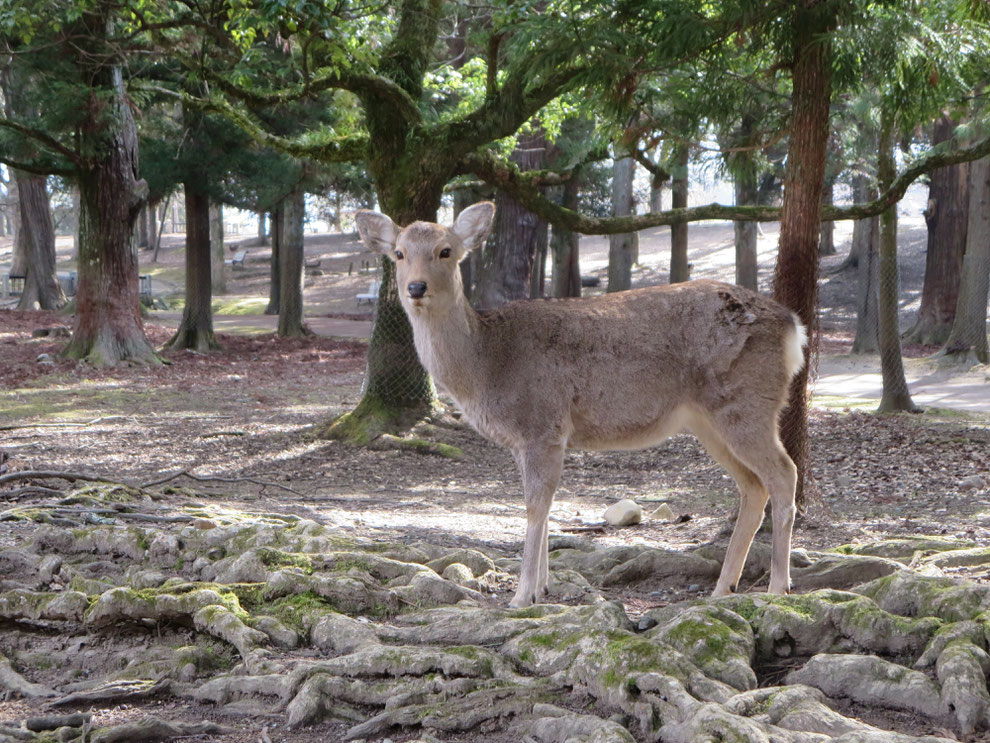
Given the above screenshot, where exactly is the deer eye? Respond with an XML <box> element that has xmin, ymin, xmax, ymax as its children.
<box><xmin>394</xmin><ymin>249</ymin><xmax>404</xmax><ymax>260</ymax></box>
<box><xmin>439</xmin><ymin>247</ymin><xmax>451</xmax><ymax>259</ymax></box>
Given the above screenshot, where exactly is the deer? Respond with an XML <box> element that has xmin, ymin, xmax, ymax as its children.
<box><xmin>355</xmin><ymin>202</ymin><xmax>807</xmax><ymax>608</ymax></box>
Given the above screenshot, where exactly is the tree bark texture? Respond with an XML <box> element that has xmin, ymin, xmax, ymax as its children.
<box><xmin>771</xmin><ymin>4</ymin><xmax>835</xmax><ymax>506</ymax></box>
<box><xmin>550</xmin><ymin>172</ymin><xmax>582</xmax><ymax>298</ymax></box>
<box><xmin>278</xmin><ymin>185</ymin><xmax>308</xmax><ymax>337</ymax></box>
<box><xmin>940</xmin><ymin>155</ymin><xmax>990</xmax><ymax>364</ymax></box>
<box><xmin>14</xmin><ymin>172</ymin><xmax>64</xmax><ymax>310</ymax></box>
<box><xmin>167</xmin><ymin>185</ymin><xmax>218</xmax><ymax>352</ymax></box>
<box><xmin>876</xmin><ymin>115</ymin><xmax>919</xmax><ymax>413</ymax></box>
<box><xmin>669</xmin><ymin>144</ymin><xmax>690</xmax><ymax>284</ymax></box>
<box><xmin>63</xmin><ymin>56</ymin><xmax>155</xmax><ymax>366</ymax></box>
<box><xmin>904</xmin><ymin>115</ymin><xmax>969</xmax><ymax>345</ymax></box>
<box><xmin>607</xmin><ymin>152</ymin><xmax>638</xmax><ymax>292</ymax></box>
<box><xmin>474</xmin><ymin>132</ymin><xmax>547</xmax><ymax>309</ymax></box>
<box><xmin>210</xmin><ymin>201</ymin><xmax>226</xmax><ymax>294</ymax></box>
<box><xmin>266</xmin><ymin>204</ymin><xmax>283</xmax><ymax>316</ymax></box>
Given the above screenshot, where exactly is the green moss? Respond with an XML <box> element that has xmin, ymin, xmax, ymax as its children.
<box><xmin>313</xmin><ymin>389</ymin><xmax>436</xmax><ymax>445</ymax></box>
<box><xmin>256</xmin><ymin>547</ymin><xmax>314</xmax><ymax>574</ymax></box>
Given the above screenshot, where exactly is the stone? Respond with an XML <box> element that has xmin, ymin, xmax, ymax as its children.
<box><xmin>604</xmin><ymin>499</ymin><xmax>642</xmax><ymax>527</ymax></box>
<box><xmin>650</xmin><ymin>503</ymin><xmax>676</xmax><ymax>521</ymax></box>
<box><xmin>958</xmin><ymin>475</ymin><xmax>987</xmax><ymax>492</ymax></box>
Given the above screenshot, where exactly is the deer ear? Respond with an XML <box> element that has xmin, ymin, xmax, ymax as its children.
<box><xmin>355</xmin><ymin>211</ymin><xmax>399</xmax><ymax>256</ymax></box>
<box><xmin>452</xmin><ymin>201</ymin><xmax>495</xmax><ymax>253</ymax></box>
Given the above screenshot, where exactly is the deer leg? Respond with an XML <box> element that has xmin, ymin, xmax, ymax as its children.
<box><xmin>690</xmin><ymin>418</ymin><xmax>769</xmax><ymax>596</ymax></box>
<box><xmin>509</xmin><ymin>443</ymin><xmax>564</xmax><ymax>608</ymax></box>
<box><xmin>705</xmin><ymin>414</ymin><xmax>797</xmax><ymax>595</ymax></box>
<box><xmin>755</xmin><ymin>446</ymin><xmax>798</xmax><ymax>594</ymax></box>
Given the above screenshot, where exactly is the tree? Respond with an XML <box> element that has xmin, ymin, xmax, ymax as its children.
<box><xmin>1</xmin><ymin>61</ymin><xmax>64</xmax><ymax>310</ymax></box>
<box><xmin>875</xmin><ymin>113</ymin><xmax>919</xmax><ymax>413</ymax></box>
<box><xmin>669</xmin><ymin>141</ymin><xmax>691</xmax><ymax>284</ymax></box>
<box><xmin>1</xmin><ymin>2</ymin><xmax>156</xmax><ymax>365</ymax></box>
<box><xmin>607</xmin><ymin>142</ymin><xmax>637</xmax><ymax>292</ymax></box>
<box><xmin>903</xmin><ymin>114</ymin><xmax>969</xmax><ymax>345</ymax></box>
<box><xmin>277</xmin><ymin>183</ymin><xmax>309</xmax><ymax>337</ymax></box>
<box><xmin>474</xmin><ymin>131</ymin><xmax>549</xmax><ymax>308</ymax></box>
<box><xmin>939</xmin><ymin>154</ymin><xmax>990</xmax><ymax>364</ymax></box>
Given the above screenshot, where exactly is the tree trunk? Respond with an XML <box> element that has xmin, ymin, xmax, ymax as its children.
<box><xmin>210</xmin><ymin>201</ymin><xmax>226</xmax><ymax>294</ymax></box>
<box><xmin>278</xmin><ymin>185</ymin><xmax>308</xmax><ymax>337</ymax></box>
<box><xmin>152</xmin><ymin>196</ymin><xmax>168</xmax><ymax>263</ymax></box>
<box><xmin>473</xmin><ymin>133</ymin><xmax>547</xmax><ymax>309</ymax></box>
<box><xmin>839</xmin><ymin>174</ymin><xmax>872</xmax><ymax>271</ymax></box>
<box><xmin>771</xmin><ymin>4</ymin><xmax>835</xmax><ymax>507</ymax></box>
<box><xmin>876</xmin><ymin>113</ymin><xmax>919</xmax><ymax>413</ymax></box>
<box><xmin>137</xmin><ymin>203</ymin><xmax>149</xmax><ymax>249</ymax></box>
<box><xmin>167</xmin><ymin>185</ymin><xmax>218</xmax><ymax>352</ymax></box>
<box><xmin>939</xmin><ymin>155</ymin><xmax>990</xmax><ymax>364</ymax></box>
<box><xmin>818</xmin><ymin>178</ymin><xmax>835</xmax><ymax>255</ymax></box>
<box><xmin>530</xmin><ymin>221</ymin><xmax>548</xmax><ymax>298</ymax></box>
<box><xmin>607</xmin><ymin>151</ymin><xmax>637</xmax><ymax>292</ymax></box>
<box><xmin>903</xmin><ymin>115</ymin><xmax>969</xmax><ymax>345</ymax></box>
<box><xmin>14</xmin><ymin>172</ymin><xmax>64</xmax><ymax>310</ymax></box>
<box><xmin>63</xmin><ymin>58</ymin><xmax>156</xmax><ymax>366</ymax></box>
<box><xmin>266</xmin><ymin>204</ymin><xmax>283</xmax><ymax>315</ymax></box>
<box><xmin>733</xmin><ymin>159</ymin><xmax>758</xmax><ymax>291</ymax></box>
<box><xmin>669</xmin><ymin>143</ymin><xmax>690</xmax><ymax>284</ymax></box>
<box><xmin>851</xmin><ymin>192</ymin><xmax>880</xmax><ymax>354</ymax></box>
<box><xmin>550</xmin><ymin>170</ymin><xmax>582</xmax><ymax>298</ymax></box>
<box><xmin>257</xmin><ymin>211</ymin><xmax>268</xmax><ymax>246</ymax></box>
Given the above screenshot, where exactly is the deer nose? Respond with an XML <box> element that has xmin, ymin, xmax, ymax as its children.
<box><xmin>407</xmin><ymin>281</ymin><xmax>428</xmax><ymax>299</ymax></box>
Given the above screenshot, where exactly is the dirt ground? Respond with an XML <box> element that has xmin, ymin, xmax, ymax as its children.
<box><xmin>1</xmin><ymin>211</ymin><xmax>989</xmax><ymax>742</ymax></box>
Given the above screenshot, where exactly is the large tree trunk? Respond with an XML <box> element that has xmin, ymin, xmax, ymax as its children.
<box><xmin>14</xmin><ymin>172</ymin><xmax>64</xmax><ymax>310</ymax></box>
<box><xmin>851</xmin><ymin>192</ymin><xmax>880</xmax><ymax>355</ymax></box>
<box><xmin>63</xmin><ymin>57</ymin><xmax>156</xmax><ymax>366</ymax></box>
<box><xmin>669</xmin><ymin>143</ymin><xmax>690</xmax><ymax>284</ymax></box>
<box><xmin>550</xmin><ymin>170</ymin><xmax>582</xmax><ymax>298</ymax></box>
<box><xmin>733</xmin><ymin>157</ymin><xmax>758</xmax><ymax>291</ymax></box>
<box><xmin>210</xmin><ymin>201</ymin><xmax>226</xmax><ymax>294</ymax></box>
<box><xmin>278</xmin><ymin>185</ymin><xmax>308</xmax><ymax>337</ymax></box>
<box><xmin>939</xmin><ymin>155</ymin><xmax>990</xmax><ymax>364</ymax></box>
<box><xmin>772</xmin><ymin>4</ymin><xmax>834</xmax><ymax>507</ymax></box>
<box><xmin>607</xmin><ymin>149</ymin><xmax>637</xmax><ymax>292</ymax></box>
<box><xmin>265</xmin><ymin>204</ymin><xmax>283</xmax><ymax>315</ymax></box>
<box><xmin>876</xmin><ymin>114</ymin><xmax>919</xmax><ymax>413</ymax></box>
<box><xmin>473</xmin><ymin>133</ymin><xmax>547</xmax><ymax>309</ymax></box>
<box><xmin>903</xmin><ymin>115</ymin><xmax>969</xmax><ymax>345</ymax></box>
<box><xmin>167</xmin><ymin>185</ymin><xmax>218</xmax><ymax>352</ymax></box>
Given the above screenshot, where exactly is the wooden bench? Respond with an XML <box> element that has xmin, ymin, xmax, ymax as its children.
<box><xmin>356</xmin><ymin>280</ymin><xmax>381</xmax><ymax>306</ymax></box>
<box><xmin>225</xmin><ymin>250</ymin><xmax>248</xmax><ymax>268</ymax></box>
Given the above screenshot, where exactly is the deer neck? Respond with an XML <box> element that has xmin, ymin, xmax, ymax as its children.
<box><xmin>408</xmin><ymin>293</ymin><xmax>482</xmax><ymax>404</ymax></box>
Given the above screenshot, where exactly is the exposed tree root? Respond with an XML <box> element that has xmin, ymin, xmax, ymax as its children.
<box><xmin>3</xmin><ymin>483</ymin><xmax>990</xmax><ymax>741</ymax></box>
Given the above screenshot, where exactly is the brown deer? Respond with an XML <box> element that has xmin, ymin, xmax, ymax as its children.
<box><xmin>355</xmin><ymin>202</ymin><xmax>806</xmax><ymax>608</ymax></box>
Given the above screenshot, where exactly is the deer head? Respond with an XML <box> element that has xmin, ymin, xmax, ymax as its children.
<box><xmin>355</xmin><ymin>202</ymin><xmax>495</xmax><ymax>315</ymax></box>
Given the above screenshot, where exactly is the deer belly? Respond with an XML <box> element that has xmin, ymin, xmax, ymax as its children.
<box><xmin>566</xmin><ymin>404</ymin><xmax>691</xmax><ymax>451</ymax></box>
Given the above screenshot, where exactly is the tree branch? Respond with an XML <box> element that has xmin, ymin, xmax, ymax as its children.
<box><xmin>210</xmin><ymin>70</ymin><xmax>422</xmax><ymax>125</ymax></box>
<box><xmin>466</xmin><ymin>130</ymin><xmax>990</xmax><ymax>233</ymax></box>
<box><xmin>157</xmin><ymin>88</ymin><xmax>368</xmax><ymax>163</ymax></box>
<box><xmin>0</xmin><ymin>152</ymin><xmax>73</xmax><ymax>177</ymax></box>
<box><xmin>440</xmin><ymin>66</ymin><xmax>585</xmax><ymax>157</ymax></box>
<box><xmin>0</xmin><ymin>120</ymin><xmax>82</xmax><ymax>166</ymax></box>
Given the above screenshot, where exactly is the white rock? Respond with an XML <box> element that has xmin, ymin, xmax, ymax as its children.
<box><xmin>650</xmin><ymin>503</ymin><xmax>676</xmax><ymax>522</ymax></box>
<box><xmin>604</xmin><ymin>499</ymin><xmax>643</xmax><ymax>527</ymax></box>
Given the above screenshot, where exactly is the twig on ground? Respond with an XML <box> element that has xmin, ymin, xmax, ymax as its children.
<box><xmin>0</xmin><ymin>485</ymin><xmax>65</xmax><ymax>500</ymax></box>
<box><xmin>0</xmin><ymin>416</ymin><xmax>127</xmax><ymax>432</ymax></box>
<box><xmin>142</xmin><ymin>469</ymin><xmax>306</xmax><ymax>497</ymax></box>
<box><xmin>0</xmin><ymin>470</ymin><xmax>111</xmax><ymax>487</ymax></box>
